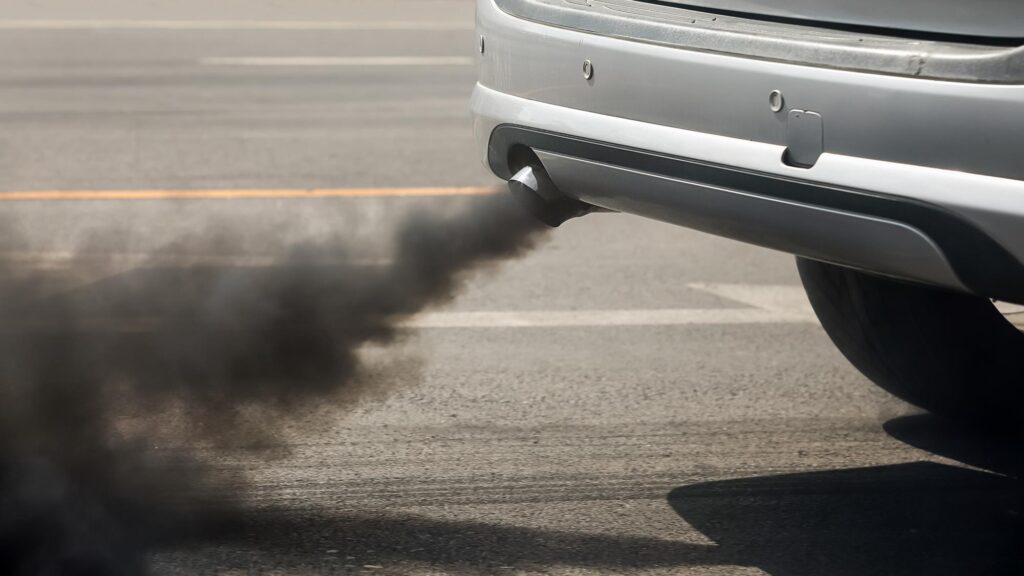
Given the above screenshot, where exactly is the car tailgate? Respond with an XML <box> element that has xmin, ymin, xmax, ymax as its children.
<box><xmin>647</xmin><ymin>0</ymin><xmax>1023</xmax><ymax>40</ymax></box>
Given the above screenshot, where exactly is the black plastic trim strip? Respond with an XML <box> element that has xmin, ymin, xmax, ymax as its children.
<box><xmin>489</xmin><ymin>125</ymin><xmax>1024</xmax><ymax>302</ymax></box>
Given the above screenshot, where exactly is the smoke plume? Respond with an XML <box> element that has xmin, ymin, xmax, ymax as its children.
<box><xmin>0</xmin><ymin>191</ymin><xmax>547</xmax><ymax>574</ymax></box>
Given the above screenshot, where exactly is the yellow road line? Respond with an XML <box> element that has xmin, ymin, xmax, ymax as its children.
<box><xmin>0</xmin><ymin>187</ymin><xmax>498</xmax><ymax>201</ymax></box>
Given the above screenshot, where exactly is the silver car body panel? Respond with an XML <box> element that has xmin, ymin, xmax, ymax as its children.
<box><xmin>493</xmin><ymin>0</ymin><xmax>1024</xmax><ymax>83</ymax></box>
<box><xmin>478</xmin><ymin>0</ymin><xmax>1024</xmax><ymax>180</ymax></box>
<box><xmin>473</xmin><ymin>0</ymin><xmax>1024</xmax><ymax>299</ymax></box>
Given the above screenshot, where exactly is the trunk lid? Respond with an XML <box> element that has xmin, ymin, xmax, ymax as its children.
<box><xmin>649</xmin><ymin>0</ymin><xmax>1023</xmax><ymax>40</ymax></box>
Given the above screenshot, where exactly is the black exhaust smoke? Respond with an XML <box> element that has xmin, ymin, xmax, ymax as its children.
<box><xmin>0</xmin><ymin>191</ymin><xmax>547</xmax><ymax>574</ymax></box>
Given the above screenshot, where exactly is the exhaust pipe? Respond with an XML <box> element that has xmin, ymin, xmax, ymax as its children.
<box><xmin>507</xmin><ymin>165</ymin><xmax>601</xmax><ymax>228</ymax></box>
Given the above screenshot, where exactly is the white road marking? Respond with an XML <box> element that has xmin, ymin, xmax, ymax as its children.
<box><xmin>688</xmin><ymin>283</ymin><xmax>815</xmax><ymax>317</ymax></box>
<box><xmin>406</xmin><ymin>285</ymin><xmax>817</xmax><ymax>328</ymax></box>
<box><xmin>994</xmin><ymin>300</ymin><xmax>1024</xmax><ymax>329</ymax></box>
<box><xmin>0</xmin><ymin>251</ymin><xmax>389</xmax><ymax>269</ymax></box>
<box><xmin>5</xmin><ymin>255</ymin><xmax>817</xmax><ymax>329</ymax></box>
<box><xmin>0</xmin><ymin>20</ymin><xmax>473</xmax><ymax>31</ymax></box>
<box><xmin>199</xmin><ymin>57</ymin><xmax>475</xmax><ymax>67</ymax></box>
<box><xmin>404</xmin><ymin>308</ymin><xmax>816</xmax><ymax>328</ymax></box>
<box><xmin>14</xmin><ymin>303</ymin><xmax>818</xmax><ymax>333</ymax></box>
<box><xmin>994</xmin><ymin>301</ymin><xmax>1024</xmax><ymax>314</ymax></box>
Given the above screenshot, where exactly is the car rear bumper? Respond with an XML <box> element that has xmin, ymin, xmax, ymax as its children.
<box><xmin>472</xmin><ymin>0</ymin><xmax>1024</xmax><ymax>302</ymax></box>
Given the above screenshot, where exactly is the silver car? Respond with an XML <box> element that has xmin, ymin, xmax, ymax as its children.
<box><xmin>471</xmin><ymin>0</ymin><xmax>1024</xmax><ymax>424</ymax></box>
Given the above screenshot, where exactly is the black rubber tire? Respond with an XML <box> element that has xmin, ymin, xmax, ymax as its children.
<box><xmin>796</xmin><ymin>257</ymin><xmax>1024</xmax><ymax>426</ymax></box>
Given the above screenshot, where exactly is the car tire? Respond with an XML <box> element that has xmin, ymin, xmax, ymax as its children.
<box><xmin>796</xmin><ymin>257</ymin><xmax>1024</xmax><ymax>426</ymax></box>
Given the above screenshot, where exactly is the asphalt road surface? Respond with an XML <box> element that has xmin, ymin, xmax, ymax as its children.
<box><xmin>1</xmin><ymin>1</ymin><xmax>1020</xmax><ymax>574</ymax></box>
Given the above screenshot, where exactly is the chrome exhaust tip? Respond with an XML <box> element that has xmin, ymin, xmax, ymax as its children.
<box><xmin>507</xmin><ymin>165</ymin><xmax>598</xmax><ymax>228</ymax></box>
